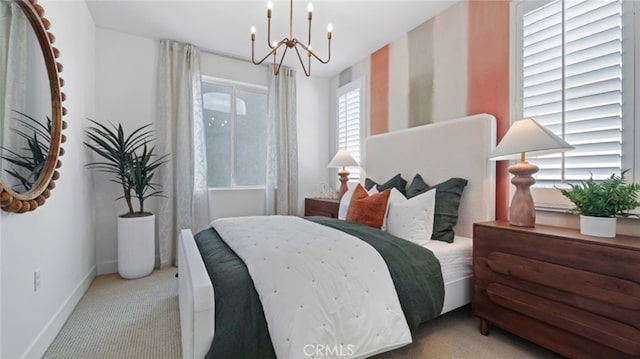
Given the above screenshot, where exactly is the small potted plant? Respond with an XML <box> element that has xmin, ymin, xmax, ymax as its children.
<box><xmin>84</xmin><ymin>120</ymin><xmax>168</xmax><ymax>278</ymax></box>
<box><xmin>558</xmin><ymin>170</ymin><xmax>640</xmax><ymax>238</ymax></box>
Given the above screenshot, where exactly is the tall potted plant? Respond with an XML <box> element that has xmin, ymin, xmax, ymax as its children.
<box><xmin>85</xmin><ymin>120</ymin><xmax>168</xmax><ymax>279</ymax></box>
<box><xmin>559</xmin><ymin>170</ymin><xmax>640</xmax><ymax>238</ymax></box>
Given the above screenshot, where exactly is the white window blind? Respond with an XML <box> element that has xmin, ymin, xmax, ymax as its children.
<box><xmin>522</xmin><ymin>0</ymin><xmax>622</xmax><ymax>186</ymax></box>
<box><xmin>337</xmin><ymin>85</ymin><xmax>361</xmax><ymax>181</ymax></box>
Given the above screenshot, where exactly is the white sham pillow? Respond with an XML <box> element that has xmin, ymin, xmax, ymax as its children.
<box><xmin>386</xmin><ymin>188</ymin><xmax>437</xmax><ymax>245</ymax></box>
<box><xmin>338</xmin><ymin>186</ymin><xmax>356</xmax><ymax>220</ymax></box>
<box><xmin>382</xmin><ymin>188</ymin><xmax>405</xmax><ymax>231</ymax></box>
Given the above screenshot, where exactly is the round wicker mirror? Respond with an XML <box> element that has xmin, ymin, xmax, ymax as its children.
<box><xmin>0</xmin><ymin>0</ymin><xmax>65</xmax><ymax>213</ymax></box>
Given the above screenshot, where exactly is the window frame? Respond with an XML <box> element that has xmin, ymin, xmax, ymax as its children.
<box><xmin>510</xmin><ymin>0</ymin><xmax>639</xmax><ymax>211</ymax></box>
<box><xmin>201</xmin><ymin>75</ymin><xmax>268</xmax><ymax>189</ymax></box>
<box><xmin>335</xmin><ymin>77</ymin><xmax>366</xmax><ymax>182</ymax></box>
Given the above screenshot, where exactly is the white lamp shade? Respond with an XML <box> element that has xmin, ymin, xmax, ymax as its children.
<box><xmin>490</xmin><ymin>118</ymin><xmax>574</xmax><ymax>161</ymax></box>
<box><xmin>328</xmin><ymin>149</ymin><xmax>358</xmax><ymax>168</ymax></box>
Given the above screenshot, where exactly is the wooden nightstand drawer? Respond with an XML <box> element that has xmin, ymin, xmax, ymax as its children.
<box><xmin>305</xmin><ymin>198</ymin><xmax>340</xmax><ymax>218</ymax></box>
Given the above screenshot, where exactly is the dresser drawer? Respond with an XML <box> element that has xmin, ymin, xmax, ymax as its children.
<box><xmin>473</xmin><ymin>221</ymin><xmax>640</xmax><ymax>359</ymax></box>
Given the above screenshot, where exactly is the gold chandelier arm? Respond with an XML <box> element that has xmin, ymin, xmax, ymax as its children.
<box><xmin>252</xmin><ymin>38</ymin><xmax>286</xmax><ymax>65</ymax></box>
<box><xmin>267</xmin><ymin>17</ymin><xmax>273</xmax><ymax>49</ymax></box>
<box><xmin>274</xmin><ymin>45</ymin><xmax>291</xmax><ymax>76</ymax></box>
<box><xmin>307</xmin><ymin>10</ymin><xmax>312</xmax><ymax>48</ymax></box>
<box><xmin>266</xmin><ymin>1</ymin><xmax>273</xmax><ymax>49</ymax></box>
<box><xmin>297</xmin><ymin>40</ymin><xmax>331</xmax><ymax>65</ymax></box>
<box><xmin>294</xmin><ymin>45</ymin><xmax>311</xmax><ymax>77</ymax></box>
<box><xmin>289</xmin><ymin>0</ymin><xmax>293</xmax><ymax>40</ymax></box>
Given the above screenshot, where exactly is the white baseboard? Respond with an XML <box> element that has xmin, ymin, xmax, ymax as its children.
<box><xmin>97</xmin><ymin>260</ymin><xmax>117</xmax><ymax>275</ymax></box>
<box><xmin>22</xmin><ymin>265</ymin><xmax>97</xmax><ymax>359</ymax></box>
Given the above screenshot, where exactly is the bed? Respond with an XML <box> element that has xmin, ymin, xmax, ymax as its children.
<box><xmin>178</xmin><ymin>113</ymin><xmax>497</xmax><ymax>359</ymax></box>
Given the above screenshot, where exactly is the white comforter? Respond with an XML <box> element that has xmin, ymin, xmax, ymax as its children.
<box><xmin>212</xmin><ymin>216</ymin><xmax>412</xmax><ymax>359</ymax></box>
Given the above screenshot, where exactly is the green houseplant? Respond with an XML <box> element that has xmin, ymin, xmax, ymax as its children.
<box><xmin>0</xmin><ymin>111</ymin><xmax>51</xmax><ymax>192</ymax></box>
<box><xmin>559</xmin><ymin>170</ymin><xmax>640</xmax><ymax>237</ymax></box>
<box><xmin>84</xmin><ymin>120</ymin><xmax>167</xmax><ymax>216</ymax></box>
<box><xmin>84</xmin><ymin>120</ymin><xmax>168</xmax><ymax>278</ymax></box>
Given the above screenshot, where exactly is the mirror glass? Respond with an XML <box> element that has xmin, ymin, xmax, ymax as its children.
<box><xmin>0</xmin><ymin>0</ymin><xmax>53</xmax><ymax>194</ymax></box>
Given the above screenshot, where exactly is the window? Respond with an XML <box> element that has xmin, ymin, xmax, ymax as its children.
<box><xmin>336</xmin><ymin>80</ymin><xmax>364</xmax><ymax>181</ymax></box>
<box><xmin>201</xmin><ymin>77</ymin><xmax>268</xmax><ymax>188</ymax></box>
<box><xmin>513</xmin><ymin>0</ymin><xmax>637</xmax><ymax>191</ymax></box>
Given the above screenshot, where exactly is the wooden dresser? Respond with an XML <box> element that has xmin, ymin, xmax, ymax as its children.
<box><xmin>473</xmin><ymin>221</ymin><xmax>640</xmax><ymax>359</ymax></box>
<box><xmin>304</xmin><ymin>198</ymin><xmax>340</xmax><ymax>218</ymax></box>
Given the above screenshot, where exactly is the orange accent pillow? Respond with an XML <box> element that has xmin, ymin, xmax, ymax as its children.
<box><xmin>346</xmin><ymin>184</ymin><xmax>391</xmax><ymax>229</ymax></box>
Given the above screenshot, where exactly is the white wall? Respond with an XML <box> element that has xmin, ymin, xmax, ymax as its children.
<box><xmin>94</xmin><ymin>30</ymin><xmax>329</xmax><ymax>270</ymax></box>
<box><xmin>296</xmin><ymin>72</ymin><xmax>329</xmax><ymax>214</ymax></box>
<box><xmin>94</xmin><ymin>28</ymin><xmax>158</xmax><ymax>274</ymax></box>
<box><xmin>201</xmin><ymin>52</ymin><xmax>269</xmax><ymax>87</ymax></box>
<box><xmin>0</xmin><ymin>1</ymin><xmax>97</xmax><ymax>358</ymax></box>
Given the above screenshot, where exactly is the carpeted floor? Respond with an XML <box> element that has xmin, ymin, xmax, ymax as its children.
<box><xmin>44</xmin><ymin>267</ymin><xmax>181</xmax><ymax>359</ymax></box>
<box><xmin>44</xmin><ymin>268</ymin><xmax>563</xmax><ymax>359</ymax></box>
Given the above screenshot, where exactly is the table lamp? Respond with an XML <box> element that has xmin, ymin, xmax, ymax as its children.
<box><xmin>328</xmin><ymin>149</ymin><xmax>358</xmax><ymax>199</ymax></box>
<box><xmin>490</xmin><ymin>118</ymin><xmax>574</xmax><ymax>227</ymax></box>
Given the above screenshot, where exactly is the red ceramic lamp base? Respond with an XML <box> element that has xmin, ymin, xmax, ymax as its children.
<box><xmin>508</xmin><ymin>161</ymin><xmax>538</xmax><ymax>227</ymax></box>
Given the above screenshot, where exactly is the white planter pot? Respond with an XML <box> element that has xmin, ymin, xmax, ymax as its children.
<box><xmin>117</xmin><ymin>214</ymin><xmax>155</xmax><ymax>279</ymax></box>
<box><xmin>580</xmin><ymin>215</ymin><xmax>616</xmax><ymax>238</ymax></box>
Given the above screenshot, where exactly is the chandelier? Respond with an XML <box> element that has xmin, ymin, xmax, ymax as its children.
<box><xmin>251</xmin><ymin>0</ymin><xmax>332</xmax><ymax>76</ymax></box>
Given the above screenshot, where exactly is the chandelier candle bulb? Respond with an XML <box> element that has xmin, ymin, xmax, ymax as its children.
<box><xmin>267</xmin><ymin>1</ymin><xmax>273</xmax><ymax>17</ymax></box>
<box><xmin>327</xmin><ymin>23</ymin><xmax>332</xmax><ymax>39</ymax></box>
<box><xmin>251</xmin><ymin>26</ymin><xmax>256</xmax><ymax>41</ymax></box>
<box><xmin>308</xmin><ymin>3</ymin><xmax>313</xmax><ymax>19</ymax></box>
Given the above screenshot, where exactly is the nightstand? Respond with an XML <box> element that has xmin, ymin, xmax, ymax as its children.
<box><xmin>304</xmin><ymin>198</ymin><xmax>340</xmax><ymax>218</ymax></box>
<box><xmin>473</xmin><ymin>220</ymin><xmax>640</xmax><ymax>359</ymax></box>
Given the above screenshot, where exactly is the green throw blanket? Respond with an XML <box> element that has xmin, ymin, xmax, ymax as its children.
<box><xmin>194</xmin><ymin>217</ymin><xmax>444</xmax><ymax>359</ymax></box>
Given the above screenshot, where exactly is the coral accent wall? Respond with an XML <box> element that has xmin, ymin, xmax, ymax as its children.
<box><xmin>466</xmin><ymin>0</ymin><xmax>510</xmax><ymax>220</ymax></box>
<box><xmin>370</xmin><ymin>46</ymin><xmax>389</xmax><ymax>135</ymax></box>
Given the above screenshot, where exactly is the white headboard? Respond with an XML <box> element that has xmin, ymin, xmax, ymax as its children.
<box><xmin>365</xmin><ymin>114</ymin><xmax>497</xmax><ymax>238</ymax></box>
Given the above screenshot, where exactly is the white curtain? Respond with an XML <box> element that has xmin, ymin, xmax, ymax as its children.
<box><xmin>266</xmin><ymin>66</ymin><xmax>298</xmax><ymax>215</ymax></box>
<box><xmin>156</xmin><ymin>40</ymin><xmax>209</xmax><ymax>267</ymax></box>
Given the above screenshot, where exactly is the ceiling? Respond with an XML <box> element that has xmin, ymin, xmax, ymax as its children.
<box><xmin>86</xmin><ymin>0</ymin><xmax>458</xmax><ymax>78</ymax></box>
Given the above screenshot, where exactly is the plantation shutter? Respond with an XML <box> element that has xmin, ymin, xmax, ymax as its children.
<box><xmin>522</xmin><ymin>0</ymin><xmax>622</xmax><ymax>186</ymax></box>
<box><xmin>337</xmin><ymin>86</ymin><xmax>361</xmax><ymax>181</ymax></box>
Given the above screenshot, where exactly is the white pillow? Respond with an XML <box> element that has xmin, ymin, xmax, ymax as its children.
<box><xmin>338</xmin><ymin>186</ymin><xmax>356</xmax><ymax>220</ymax></box>
<box><xmin>386</xmin><ymin>188</ymin><xmax>437</xmax><ymax>245</ymax></box>
<box><xmin>382</xmin><ymin>188</ymin><xmax>405</xmax><ymax>231</ymax></box>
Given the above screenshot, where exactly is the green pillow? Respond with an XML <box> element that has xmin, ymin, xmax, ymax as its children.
<box><xmin>364</xmin><ymin>178</ymin><xmax>378</xmax><ymax>191</ymax></box>
<box><xmin>365</xmin><ymin>174</ymin><xmax>407</xmax><ymax>195</ymax></box>
<box><xmin>406</xmin><ymin>174</ymin><xmax>430</xmax><ymax>198</ymax></box>
<box><xmin>407</xmin><ymin>174</ymin><xmax>468</xmax><ymax>243</ymax></box>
